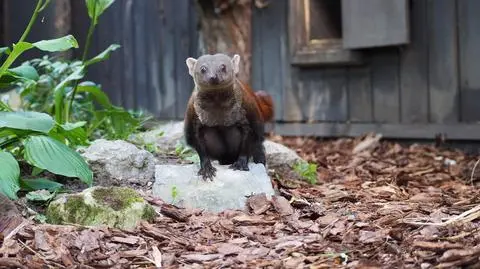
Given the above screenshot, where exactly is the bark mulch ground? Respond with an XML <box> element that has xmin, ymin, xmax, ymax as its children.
<box><xmin>1</xmin><ymin>134</ymin><xmax>480</xmax><ymax>268</ymax></box>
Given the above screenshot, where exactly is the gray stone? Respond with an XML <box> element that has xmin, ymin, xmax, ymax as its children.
<box><xmin>129</xmin><ymin>121</ymin><xmax>184</xmax><ymax>153</ymax></box>
<box><xmin>46</xmin><ymin>186</ymin><xmax>156</xmax><ymax>230</ymax></box>
<box><xmin>264</xmin><ymin>140</ymin><xmax>303</xmax><ymax>169</ymax></box>
<box><xmin>152</xmin><ymin>163</ymin><xmax>275</xmax><ymax>213</ymax></box>
<box><xmin>80</xmin><ymin>139</ymin><xmax>156</xmax><ymax>185</ymax></box>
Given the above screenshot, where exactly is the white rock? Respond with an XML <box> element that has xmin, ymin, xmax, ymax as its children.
<box><xmin>152</xmin><ymin>163</ymin><xmax>275</xmax><ymax>213</ymax></box>
<box><xmin>129</xmin><ymin>121</ymin><xmax>184</xmax><ymax>152</ymax></box>
<box><xmin>80</xmin><ymin>139</ymin><xmax>156</xmax><ymax>185</ymax></box>
<box><xmin>264</xmin><ymin>140</ymin><xmax>303</xmax><ymax>168</ymax></box>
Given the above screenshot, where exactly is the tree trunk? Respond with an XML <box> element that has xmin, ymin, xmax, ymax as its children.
<box><xmin>194</xmin><ymin>0</ymin><xmax>252</xmax><ymax>83</ymax></box>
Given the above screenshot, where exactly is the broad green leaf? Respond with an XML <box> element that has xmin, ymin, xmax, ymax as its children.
<box><xmin>51</xmin><ymin>121</ymin><xmax>89</xmax><ymax>146</ymax></box>
<box><xmin>77</xmin><ymin>82</ymin><xmax>112</xmax><ymax>108</ymax></box>
<box><xmin>23</xmin><ymin>135</ymin><xmax>93</xmax><ymax>186</ymax></box>
<box><xmin>86</xmin><ymin>0</ymin><xmax>115</xmax><ymax>24</ymax></box>
<box><xmin>0</xmin><ymin>151</ymin><xmax>20</xmax><ymax>200</ymax></box>
<box><xmin>32</xmin><ymin>35</ymin><xmax>79</xmax><ymax>52</ymax></box>
<box><xmin>0</xmin><ymin>111</ymin><xmax>55</xmax><ymax>133</ymax></box>
<box><xmin>85</xmin><ymin>44</ymin><xmax>120</xmax><ymax>67</ymax></box>
<box><xmin>0</xmin><ymin>47</ymin><xmax>11</xmax><ymax>56</ymax></box>
<box><xmin>20</xmin><ymin>178</ymin><xmax>63</xmax><ymax>192</ymax></box>
<box><xmin>9</xmin><ymin>64</ymin><xmax>39</xmax><ymax>81</ymax></box>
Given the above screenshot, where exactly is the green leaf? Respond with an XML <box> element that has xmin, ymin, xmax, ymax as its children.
<box><xmin>85</xmin><ymin>44</ymin><xmax>120</xmax><ymax>67</ymax></box>
<box><xmin>53</xmin><ymin>121</ymin><xmax>89</xmax><ymax>146</ymax></box>
<box><xmin>0</xmin><ymin>42</ymin><xmax>34</xmax><ymax>78</ymax></box>
<box><xmin>0</xmin><ymin>36</ymin><xmax>78</xmax><ymax>79</ymax></box>
<box><xmin>0</xmin><ymin>100</ymin><xmax>13</xmax><ymax>112</ymax></box>
<box><xmin>20</xmin><ymin>178</ymin><xmax>63</xmax><ymax>192</ymax></box>
<box><xmin>0</xmin><ymin>151</ymin><xmax>20</xmax><ymax>200</ymax></box>
<box><xmin>23</xmin><ymin>135</ymin><xmax>93</xmax><ymax>186</ymax></box>
<box><xmin>76</xmin><ymin>82</ymin><xmax>112</xmax><ymax>108</ymax></box>
<box><xmin>32</xmin><ymin>35</ymin><xmax>79</xmax><ymax>52</ymax></box>
<box><xmin>9</xmin><ymin>64</ymin><xmax>39</xmax><ymax>81</ymax></box>
<box><xmin>86</xmin><ymin>0</ymin><xmax>115</xmax><ymax>24</ymax></box>
<box><xmin>0</xmin><ymin>111</ymin><xmax>55</xmax><ymax>133</ymax></box>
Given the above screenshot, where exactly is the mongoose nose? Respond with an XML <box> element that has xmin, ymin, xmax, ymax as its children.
<box><xmin>209</xmin><ymin>75</ymin><xmax>219</xmax><ymax>84</ymax></box>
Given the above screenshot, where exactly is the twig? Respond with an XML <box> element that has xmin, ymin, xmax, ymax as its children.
<box><xmin>470</xmin><ymin>159</ymin><xmax>480</xmax><ymax>186</ymax></box>
<box><xmin>401</xmin><ymin>204</ymin><xmax>480</xmax><ymax>226</ymax></box>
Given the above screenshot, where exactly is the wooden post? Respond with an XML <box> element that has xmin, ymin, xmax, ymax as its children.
<box><xmin>193</xmin><ymin>0</ymin><xmax>252</xmax><ymax>83</ymax></box>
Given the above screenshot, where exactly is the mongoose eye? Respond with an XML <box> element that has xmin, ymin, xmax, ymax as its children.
<box><xmin>200</xmin><ymin>66</ymin><xmax>207</xmax><ymax>73</ymax></box>
<box><xmin>220</xmin><ymin>64</ymin><xmax>226</xmax><ymax>72</ymax></box>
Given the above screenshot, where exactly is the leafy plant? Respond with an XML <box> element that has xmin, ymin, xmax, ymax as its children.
<box><xmin>3</xmin><ymin>0</ymin><xmax>147</xmax><ymax>141</ymax></box>
<box><xmin>0</xmin><ymin>0</ymin><xmax>94</xmax><ymax>200</ymax></box>
<box><xmin>174</xmin><ymin>140</ymin><xmax>200</xmax><ymax>163</ymax></box>
<box><xmin>0</xmin><ymin>111</ymin><xmax>93</xmax><ymax>200</ymax></box>
<box><xmin>293</xmin><ymin>160</ymin><xmax>318</xmax><ymax>184</ymax></box>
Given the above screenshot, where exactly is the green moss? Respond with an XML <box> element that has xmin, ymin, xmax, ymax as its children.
<box><xmin>46</xmin><ymin>187</ymin><xmax>155</xmax><ymax>229</ymax></box>
<box><xmin>92</xmin><ymin>187</ymin><xmax>144</xmax><ymax>211</ymax></box>
<box><xmin>47</xmin><ymin>194</ymin><xmax>105</xmax><ymax>225</ymax></box>
<box><xmin>142</xmin><ymin>204</ymin><xmax>156</xmax><ymax>222</ymax></box>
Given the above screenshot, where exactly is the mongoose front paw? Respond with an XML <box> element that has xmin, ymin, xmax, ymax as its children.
<box><xmin>229</xmin><ymin>156</ymin><xmax>249</xmax><ymax>171</ymax></box>
<box><xmin>198</xmin><ymin>162</ymin><xmax>216</xmax><ymax>181</ymax></box>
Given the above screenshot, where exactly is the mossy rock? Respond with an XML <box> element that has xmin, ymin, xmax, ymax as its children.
<box><xmin>46</xmin><ymin>186</ymin><xmax>156</xmax><ymax>230</ymax></box>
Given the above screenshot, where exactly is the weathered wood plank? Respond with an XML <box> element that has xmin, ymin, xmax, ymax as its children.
<box><xmin>458</xmin><ymin>0</ymin><xmax>480</xmax><ymax>122</ymax></box>
<box><xmin>156</xmin><ymin>0</ymin><xmax>177</xmax><ymax>118</ymax></box>
<box><xmin>428</xmin><ymin>0</ymin><xmax>459</xmax><ymax>124</ymax></box>
<box><xmin>145</xmin><ymin>0</ymin><xmax>162</xmax><ymax>118</ymax></box>
<box><xmin>371</xmin><ymin>48</ymin><xmax>400</xmax><ymax>123</ymax></box>
<box><xmin>274</xmin><ymin>122</ymin><xmax>480</xmax><ymax>140</ymax></box>
<box><xmin>121</xmin><ymin>0</ymin><xmax>136</xmax><ymax>110</ymax></box>
<box><xmin>108</xmin><ymin>0</ymin><xmax>124</xmax><ymax>106</ymax></box>
<box><xmin>341</xmin><ymin>0</ymin><xmax>409</xmax><ymax>49</ymax></box>
<box><xmin>175</xmin><ymin>0</ymin><xmax>193</xmax><ymax>119</ymax></box>
<box><xmin>296</xmin><ymin>68</ymin><xmax>347</xmax><ymax>122</ymax></box>
<box><xmin>252</xmin><ymin>0</ymin><xmax>286</xmax><ymax>121</ymax></box>
<box><xmin>400</xmin><ymin>0</ymin><xmax>428</xmax><ymax>123</ymax></box>
<box><xmin>347</xmin><ymin>67</ymin><xmax>372</xmax><ymax>122</ymax></box>
<box><xmin>320</xmin><ymin>68</ymin><xmax>348</xmax><ymax>121</ymax></box>
<box><xmin>132</xmin><ymin>0</ymin><xmax>148</xmax><ymax>111</ymax></box>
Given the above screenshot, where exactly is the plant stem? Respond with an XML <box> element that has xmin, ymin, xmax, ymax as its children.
<box><xmin>19</xmin><ymin>0</ymin><xmax>44</xmax><ymax>43</ymax></box>
<box><xmin>65</xmin><ymin>0</ymin><xmax>97</xmax><ymax>122</ymax></box>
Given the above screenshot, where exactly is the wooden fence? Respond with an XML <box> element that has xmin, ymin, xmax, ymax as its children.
<box><xmin>2</xmin><ymin>0</ymin><xmax>480</xmax><ymax>140</ymax></box>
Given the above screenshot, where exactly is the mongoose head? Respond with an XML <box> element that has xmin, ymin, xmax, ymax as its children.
<box><xmin>186</xmin><ymin>53</ymin><xmax>240</xmax><ymax>90</ymax></box>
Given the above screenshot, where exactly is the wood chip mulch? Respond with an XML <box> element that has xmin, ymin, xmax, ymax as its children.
<box><xmin>1</xmin><ymin>134</ymin><xmax>480</xmax><ymax>268</ymax></box>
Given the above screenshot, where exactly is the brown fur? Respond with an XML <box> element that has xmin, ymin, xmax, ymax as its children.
<box><xmin>183</xmin><ymin>53</ymin><xmax>274</xmax><ymax>180</ymax></box>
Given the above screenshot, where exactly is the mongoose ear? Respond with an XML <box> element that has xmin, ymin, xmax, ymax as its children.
<box><xmin>186</xmin><ymin>57</ymin><xmax>197</xmax><ymax>77</ymax></box>
<box><xmin>232</xmin><ymin>54</ymin><xmax>240</xmax><ymax>74</ymax></box>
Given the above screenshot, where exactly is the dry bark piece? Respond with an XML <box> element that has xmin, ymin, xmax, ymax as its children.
<box><xmin>247</xmin><ymin>193</ymin><xmax>271</xmax><ymax>215</ymax></box>
<box><xmin>272</xmin><ymin>195</ymin><xmax>294</xmax><ymax>216</ymax></box>
<box><xmin>160</xmin><ymin>204</ymin><xmax>190</xmax><ymax>222</ymax></box>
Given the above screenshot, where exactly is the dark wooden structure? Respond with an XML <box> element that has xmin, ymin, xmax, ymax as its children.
<box><xmin>2</xmin><ymin>0</ymin><xmax>480</xmax><ymax>140</ymax></box>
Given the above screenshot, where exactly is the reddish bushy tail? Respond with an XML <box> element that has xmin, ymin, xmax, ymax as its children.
<box><xmin>254</xmin><ymin>90</ymin><xmax>274</xmax><ymax>122</ymax></box>
<box><xmin>237</xmin><ymin>80</ymin><xmax>274</xmax><ymax>122</ymax></box>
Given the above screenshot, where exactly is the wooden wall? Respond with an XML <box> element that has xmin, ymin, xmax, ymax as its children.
<box><xmin>253</xmin><ymin>0</ymin><xmax>480</xmax><ymax>140</ymax></box>
<box><xmin>2</xmin><ymin>0</ymin><xmax>480</xmax><ymax>140</ymax></box>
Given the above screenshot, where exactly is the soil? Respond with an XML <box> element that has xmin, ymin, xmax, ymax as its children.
<box><xmin>1</xmin><ymin>134</ymin><xmax>480</xmax><ymax>268</ymax></box>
